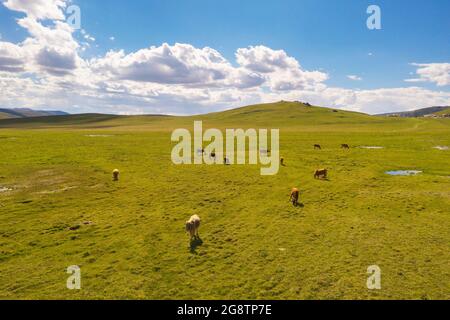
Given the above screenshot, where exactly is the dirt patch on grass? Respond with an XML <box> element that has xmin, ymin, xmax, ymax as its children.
<box><xmin>0</xmin><ymin>186</ymin><xmax>13</xmax><ymax>193</ymax></box>
<box><xmin>36</xmin><ymin>186</ymin><xmax>78</xmax><ymax>194</ymax></box>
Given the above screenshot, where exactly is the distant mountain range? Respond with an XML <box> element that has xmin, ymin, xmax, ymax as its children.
<box><xmin>0</xmin><ymin>108</ymin><xmax>69</xmax><ymax>119</ymax></box>
<box><xmin>378</xmin><ymin>106</ymin><xmax>450</xmax><ymax>118</ymax></box>
<box><xmin>1</xmin><ymin>105</ymin><xmax>449</xmax><ymax>121</ymax></box>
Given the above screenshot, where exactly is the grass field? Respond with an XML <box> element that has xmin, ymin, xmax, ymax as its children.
<box><xmin>0</xmin><ymin>102</ymin><xmax>449</xmax><ymax>300</ymax></box>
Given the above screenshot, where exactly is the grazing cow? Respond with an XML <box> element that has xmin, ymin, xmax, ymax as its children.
<box><xmin>314</xmin><ymin>169</ymin><xmax>328</xmax><ymax>179</ymax></box>
<box><xmin>290</xmin><ymin>188</ymin><xmax>300</xmax><ymax>206</ymax></box>
<box><xmin>314</xmin><ymin>144</ymin><xmax>322</xmax><ymax>150</ymax></box>
<box><xmin>112</xmin><ymin>169</ymin><xmax>120</xmax><ymax>181</ymax></box>
<box><xmin>341</xmin><ymin>144</ymin><xmax>350</xmax><ymax>149</ymax></box>
<box><xmin>186</xmin><ymin>215</ymin><xmax>201</xmax><ymax>240</ymax></box>
<box><xmin>210</xmin><ymin>152</ymin><xmax>216</xmax><ymax>159</ymax></box>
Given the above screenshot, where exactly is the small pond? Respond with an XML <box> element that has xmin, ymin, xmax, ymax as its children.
<box><xmin>385</xmin><ymin>170</ymin><xmax>422</xmax><ymax>176</ymax></box>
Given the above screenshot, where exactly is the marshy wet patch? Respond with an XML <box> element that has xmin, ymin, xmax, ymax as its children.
<box><xmin>36</xmin><ymin>186</ymin><xmax>78</xmax><ymax>195</ymax></box>
<box><xmin>0</xmin><ymin>186</ymin><xmax>13</xmax><ymax>193</ymax></box>
<box><xmin>386</xmin><ymin>170</ymin><xmax>423</xmax><ymax>176</ymax></box>
<box><xmin>361</xmin><ymin>146</ymin><xmax>384</xmax><ymax>149</ymax></box>
<box><xmin>85</xmin><ymin>134</ymin><xmax>115</xmax><ymax>138</ymax></box>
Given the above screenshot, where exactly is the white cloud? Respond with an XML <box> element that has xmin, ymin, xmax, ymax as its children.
<box><xmin>236</xmin><ymin>45</ymin><xmax>328</xmax><ymax>91</ymax></box>
<box><xmin>347</xmin><ymin>75</ymin><xmax>362</xmax><ymax>81</ymax></box>
<box><xmin>0</xmin><ymin>41</ymin><xmax>25</xmax><ymax>72</ymax></box>
<box><xmin>236</xmin><ymin>45</ymin><xmax>299</xmax><ymax>73</ymax></box>
<box><xmin>406</xmin><ymin>63</ymin><xmax>450</xmax><ymax>86</ymax></box>
<box><xmin>323</xmin><ymin>86</ymin><xmax>450</xmax><ymax>114</ymax></box>
<box><xmin>3</xmin><ymin>0</ymin><xmax>66</xmax><ymax>20</ymax></box>
<box><xmin>109</xmin><ymin>36</ymin><xmax>115</xmax><ymax>41</ymax></box>
<box><xmin>80</xmin><ymin>30</ymin><xmax>96</xmax><ymax>42</ymax></box>
<box><xmin>91</xmin><ymin>43</ymin><xmax>233</xmax><ymax>85</ymax></box>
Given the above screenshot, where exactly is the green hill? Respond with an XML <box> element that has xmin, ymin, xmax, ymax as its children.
<box><xmin>0</xmin><ymin>111</ymin><xmax>14</xmax><ymax>120</ymax></box>
<box><xmin>0</xmin><ymin>101</ymin><xmax>445</xmax><ymax>132</ymax></box>
<box><xmin>433</xmin><ymin>107</ymin><xmax>450</xmax><ymax>117</ymax></box>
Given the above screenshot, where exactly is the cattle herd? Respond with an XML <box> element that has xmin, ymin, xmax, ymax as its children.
<box><xmin>111</xmin><ymin>143</ymin><xmax>351</xmax><ymax>243</ymax></box>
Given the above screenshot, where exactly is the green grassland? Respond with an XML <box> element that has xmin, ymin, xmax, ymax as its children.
<box><xmin>434</xmin><ymin>107</ymin><xmax>450</xmax><ymax>117</ymax></box>
<box><xmin>0</xmin><ymin>101</ymin><xmax>449</xmax><ymax>300</ymax></box>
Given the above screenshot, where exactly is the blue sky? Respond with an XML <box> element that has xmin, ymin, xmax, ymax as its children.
<box><xmin>73</xmin><ymin>0</ymin><xmax>450</xmax><ymax>89</ymax></box>
<box><xmin>0</xmin><ymin>0</ymin><xmax>449</xmax><ymax>114</ymax></box>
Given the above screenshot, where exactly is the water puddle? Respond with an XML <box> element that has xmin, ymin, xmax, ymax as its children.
<box><xmin>386</xmin><ymin>170</ymin><xmax>422</xmax><ymax>176</ymax></box>
<box><xmin>85</xmin><ymin>135</ymin><xmax>114</xmax><ymax>137</ymax></box>
<box><xmin>361</xmin><ymin>146</ymin><xmax>384</xmax><ymax>149</ymax></box>
<box><xmin>0</xmin><ymin>186</ymin><xmax>12</xmax><ymax>193</ymax></box>
<box><xmin>434</xmin><ymin>146</ymin><xmax>449</xmax><ymax>150</ymax></box>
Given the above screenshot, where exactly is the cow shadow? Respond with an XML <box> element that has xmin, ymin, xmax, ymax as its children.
<box><xmin>294</xmin><ymin>202</ymin><xmax>305</xmax><ymax>208</ymax></box>
<box><xmin>190</xmin><ymin>237</ymin><xmax>203</xmax><ymax>254</ymax></box>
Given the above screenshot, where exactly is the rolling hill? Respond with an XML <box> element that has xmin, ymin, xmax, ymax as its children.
<box><xmin>378</xmin><ymin>106</ymin><xmax>450</xmax><ymax>118</ymax></box>
<box><xmin>0</xmin><ymin>101</ymin><xmax>440</xmax><ymax>131</ymax></box>
<box><xmin>0</xmin><ymin>108</ymin><xmax>68</xmax><ymax>119</ymax></box>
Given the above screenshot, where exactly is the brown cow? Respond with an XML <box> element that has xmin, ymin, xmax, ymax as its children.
<box><xmin>186</xmin><ymin>215</ymin><xmax>201</xmax><ymax>240</ymax></box>
<box><xmin>290</xmin><ymin>188</ymin><xmax>300</xmax><ymax>206</ymax></box>
<box><xmin>341</xmin><ymin>144</ymin><xmax>350</xmax><ymax>149</ymax></box>
<box><xmin>314</xmin><ymin>144</ymin><xmax>322</xmax><ymax>150</ymax></box>
<box><xmin>314</xmin><ymin>169</ymin><xmax>328</xmax><ymax>179</ymax></box>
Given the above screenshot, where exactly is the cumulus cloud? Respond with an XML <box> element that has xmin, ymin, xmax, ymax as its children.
<box><xmin>236</xmin><ymin>45</ymin><xmax>328</xmax><ymax>91</ymax></box>
<box><xmin>0</xmin><ymin>0</ymin><xmax>81</xmax><ymax>77</ymax></box>
<box><xmin>325</xmin><ymin>86</ymin><xmax>450</xmax><ymax>114</ymax></box>
<box><xmin>3</xmin><ymin>0</ymin><xmax>66</xmax><ymax>20</ymax></box>
<box><xmin>406</xmin><ymin>63</ymin><xmax>450</xmax><ymax>86</ymax></box>
<box><xmin>91</xmin><ymin>44</ymin><xmax>232</xmax><ymax>85</ymax></box>
<box><xmin>35</xmin><ymin>47</ymin><xmax>77</xmax><ymax>75</ymax></box>
<box><xmin>0</xmin><ymin>42</ymin><xmax>25</xmax><ymax>72</ymax></box>
<box><xmin>236</xmin><ymin>45</ymin><xmax>299</xmax><ymax>73</ymax></box>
